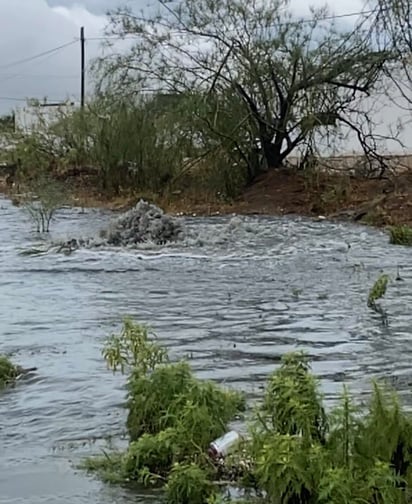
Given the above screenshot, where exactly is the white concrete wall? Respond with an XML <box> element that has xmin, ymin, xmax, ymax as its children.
<box><xmin>14</xmin><ymin>101</ymin><xmax>79</xmax><ymax>133</ymax></box>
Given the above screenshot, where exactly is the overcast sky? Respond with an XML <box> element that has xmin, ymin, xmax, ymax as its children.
<box><xmin>1</xmin><ymin>0</ymin><xmax>411</xmax><ymax>152</ymax></box>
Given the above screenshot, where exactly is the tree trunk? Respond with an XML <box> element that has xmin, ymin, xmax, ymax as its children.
<box><xmin>262</xmin><ymin>138</ymin><xmax>284</xmax><ymax>169</ymax></box>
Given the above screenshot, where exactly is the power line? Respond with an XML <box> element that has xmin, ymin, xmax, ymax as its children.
<box><xmin>0</xmin><ymin>40</ymin><xmax>78</xmax><ymax>70</ymax></box>
<box><xmin>86</xmin><ymin>7</ymin><xmax>377</xmax><ymax>42</ymax></box>
<box><xmin>0</xmin><ymin>7</ymin><xmax>380</xmax><ymax>72</ymax></box>
<box><xmin>293</xmin><ymin>8</ymin><xmax>376</xmax><ymax>24</ymax></box>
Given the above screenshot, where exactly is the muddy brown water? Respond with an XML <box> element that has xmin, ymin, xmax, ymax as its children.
<box><xmin>1</xmin><ymin>195</ymin><xmax>412</xmax><ymax>503</ymax></box>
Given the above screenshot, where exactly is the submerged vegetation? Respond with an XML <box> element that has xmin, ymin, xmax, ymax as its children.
<box><xmin>389</xmin><ymin>226</ymin><xmax>412</xmax><ymax>246</ymax></box>
<box><xmin>368</xmin><ymin>273</ymin><xmax>390</xmax><ymax>308</ymax></box>
<box><xmin>368</xmin><ymin>273</ymin><xmax>390</xmax><ymax>324</ymax></box>
<box><xmin>0</xmin><ymin>355</ymin><xmax>19</xmax><ymax>389</ymax></box>
<box><xmin>84</xmin><ymin>319</ymin><xmax>412</xmax><ymax>504</ymax></box>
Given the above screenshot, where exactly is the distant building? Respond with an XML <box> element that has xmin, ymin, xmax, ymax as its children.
<box><xmin>14</xmin><ymin>99</ymin><xmax>79</xmax><ymax>133</ymax></box>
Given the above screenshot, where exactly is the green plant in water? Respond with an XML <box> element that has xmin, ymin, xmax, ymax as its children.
<box><xmin>388</xmin><ymin>225</ymin><xmax>412</xmax><ymax>246</ymax></box>
<box><xmin>121</xmin><ymin>363</ymin><xmax>244</xmax><ymax>476</ymax></box>
<box><xmin>21</xmin><ymin>174</ymin><xmax>66</xmax><ymax>232</ymax></box>
<box><xmin>165</xmin><ymin>463</ymin><xmax>216</xmax><ymax>504</ymax></box>
<box><xmin>254</xmin><ymin>433</ymin><xmax>322</xmax><ymax>504</ymax></box>
<box><xmin>356</xmin><ymin>382</ymin><xmax>412</xmax><ymax>483</ymax></box>
<box><xmin>248</xmin><ymin>352</ymin><xmax>412</xmax><ymax>504</ymax></box>
<box><xmin>102</xmin><ymin>317</ymin><xmax>168</xmax><ymax>375</ymax></box>
<box><xmin>87</xmin><ymin>333</ymin><xmax>412</xmax><ymax>504</ymax></box>
<box><xmin>0</xmin><ymin>355</ymin><xmax>18</xmax><ymax>388</ymax></box>
<box><xmin>260</xmin><ymin>352</ymin><xmax>327</xmax><ymax>442</ymax></box>
<box><xmin>80</xmin><ymin>451</ymin><xmax>125</xmax><ymax>484</ymax></box>
<box><xmin>326</xmin><ymin>387</ymin><xmax>360</xmax><ymax>468</ymax></box>
<box><xmin>367</xmin><ymin>273</ymin><xmax>389</xmax><ymax>324</ymax></box>
<box><xmin>250</xmin><ymin>352</ymin><xmax>327</xmax><ymax>503</ymax></box>
<box><xmin>86</xmin><ymin>318</ymin><xmax>245</xmax><ymax>502</ymax></box>
<box><xmin>368</xmin><ymin>274</ymin><xmax>389</xmax><ymax>307</ymax></box>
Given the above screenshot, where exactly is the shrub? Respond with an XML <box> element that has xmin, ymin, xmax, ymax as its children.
<box><xmin>251</xmin><ymin>353</ymin><xmax>326</xmax><ymax>503</ymax></box>
<box><xmin>121</xmin><ymin>361</ymin><xmax>244</xmax><ymax>482</ymax></box>
<box><xmin>84</xmin><ymin>318</ymin><xmax>245</xmax><ymax>494</ymax></box>
<box><xmin>249</xmin><ymin>352</ymin><xmax>412</xmax><ymax>504</ymax></box>
<box><xmin>260</xmin><ymin>352</ymin><xmax>327</xmax><ymax>443</ymax></box>
<box><xmin>21</xmin><ymin>174</ymin><xmax>66</xmax><ymax>232</ymax></box>
<box><xmin>6</xmin><ymin>94</ymin><xmax>253</xmax><ymax>200</ymax></box>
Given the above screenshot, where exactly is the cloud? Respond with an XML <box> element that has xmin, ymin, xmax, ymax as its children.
<box><xmin>49</xmin><ymin>0</ymin><xmax>365</xmax><ymax>17</ymax></box>
<box><xmin>0</xmin><ymin>1</ymin><xmax>107</xmax><ymax>113</ymax></box>
<box><xmin>46</xmin><ymin>0</ymin><xmax>118</xmax><ymax>15</ymax></box>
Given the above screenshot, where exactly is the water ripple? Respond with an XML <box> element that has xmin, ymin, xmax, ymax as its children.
<box><xmin>0</xmin><ymin>196</ymin><xmax>411</xmax><ymax>502</ymax></box>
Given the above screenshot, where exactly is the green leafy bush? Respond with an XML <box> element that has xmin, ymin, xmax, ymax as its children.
<box><xmin>122</xmin><ymin>360</ymin><xmax>244</xmax><ymax>481</ymax></box>
<box><xmin>261</xmin><ymin>352</ymin><xmax>327</xmax><ymax>442</ymax></box>
<box><xmin>166</xmin><ymin>463</ymin><xmax>216</xmax><ymax>504</ymax></box>
<box><xmin>5</xmin><ymin>93</ymin><xmax>251</xmax><ymax>199</ymax></box>
<box><xmin>84</xmin><ymin>318</ymin><xmax>245</xmax><ymax>501</ymax></box>
<box><xmin>85</xmin><ymin>327</ymin><xmax>412</xmax><ymax>504</ymax></box>
<box><xmin>248</xmin><ymin>352</ymin><xmax>412</xmax><ymax>504</ymax></box>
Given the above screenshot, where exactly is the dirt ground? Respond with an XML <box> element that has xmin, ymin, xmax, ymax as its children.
<box><xmin>125</xmin><ymin>169</ymin><xmax>412</xmax><ymax>228</ymax></box>
<box><xmin>2</xmin><ymin>167</ymin><xmax>412</xmax><ymax>228</ymax></box>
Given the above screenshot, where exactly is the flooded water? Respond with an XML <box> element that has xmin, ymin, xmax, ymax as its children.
<box><xmin>1</xmin><ymin>195</ymin><xmax>412</xmax><ymax>503</ymax></box>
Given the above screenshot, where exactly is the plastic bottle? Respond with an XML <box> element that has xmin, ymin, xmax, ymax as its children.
<box><xmin>208</xmin><ymin>430</ymin><xmax>241</xmax><ymax>459</ymax></box>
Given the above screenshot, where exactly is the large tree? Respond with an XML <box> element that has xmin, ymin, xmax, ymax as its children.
<box><xmin>96</xmin><ymin>0</ymin><xmax>399</xmax><ymax>177</ymax></box>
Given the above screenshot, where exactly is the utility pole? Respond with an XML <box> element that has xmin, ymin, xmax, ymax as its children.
<box><xmin>80</xmin><ymin>26</ymin><xmax>85</xmax><ymax>108</ymax></box>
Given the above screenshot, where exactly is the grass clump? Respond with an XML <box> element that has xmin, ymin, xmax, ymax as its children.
<box><xmin>0</xmin><ymin>355</ymin><xmax>19</xmax><ymax>388</ymax></box>
<box><xmin>81</xmin><ymin>451</ymin><xmax>125</xmax><ymax>484</ymax></box>
<box><xmin>389</xmin><ymin>225</ymin><xmax>412</xmax><ymax>246</ymax></box>
<box><xmin>83</xmin><ymin>318</ymin><xmax>244</xmax><ymax>502</ymax></box>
